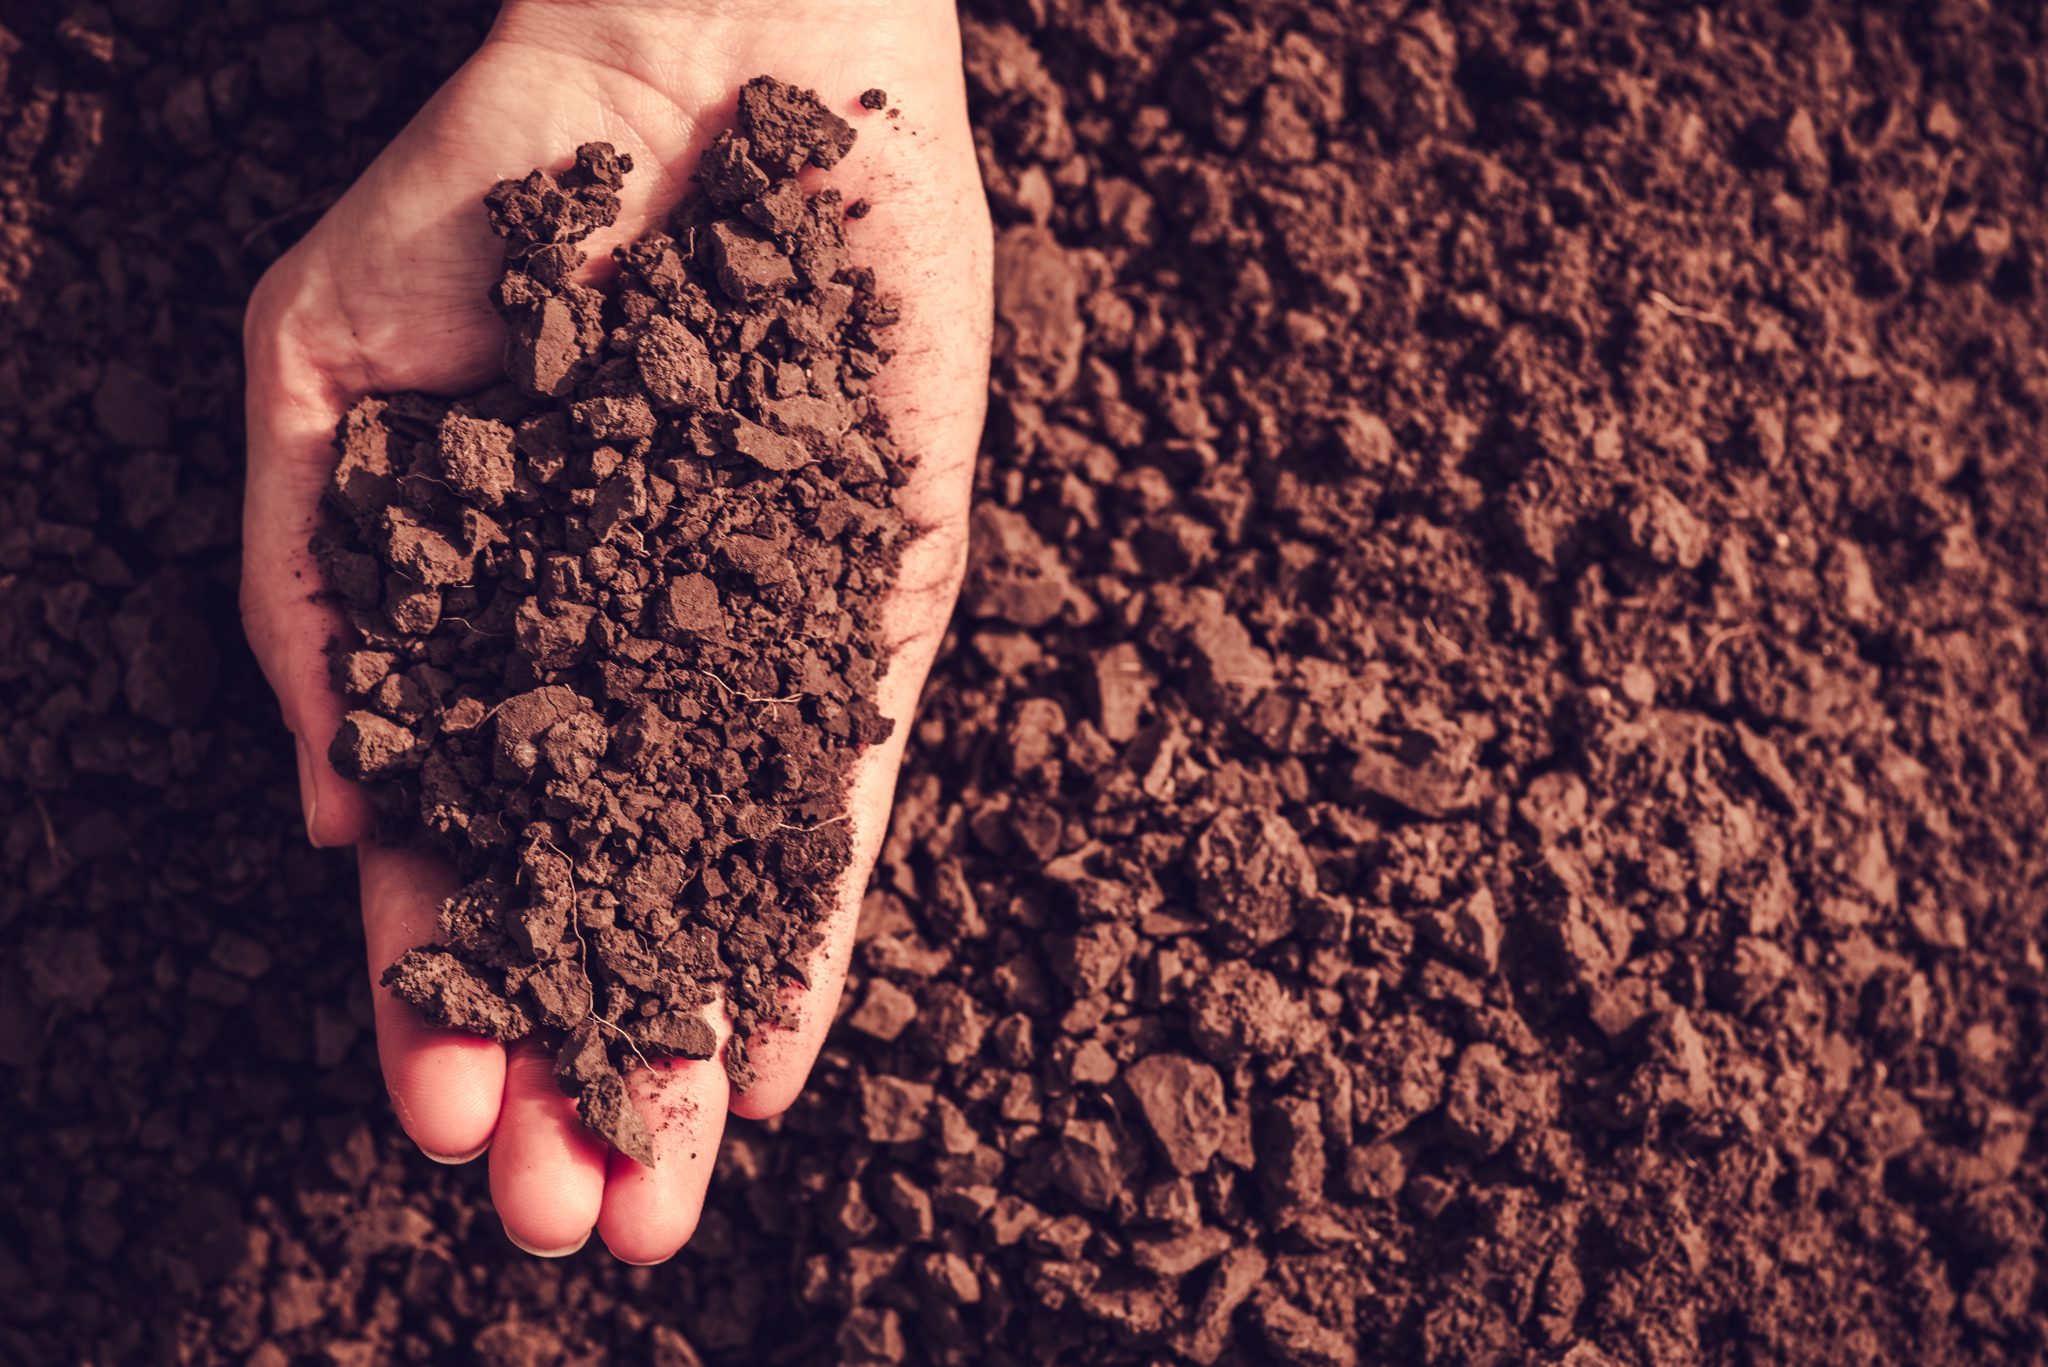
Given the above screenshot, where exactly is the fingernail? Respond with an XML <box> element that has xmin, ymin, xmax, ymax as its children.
<box><xmin>419</xmin><ymin>1140</ymin><xmax>489</xmax><ymax>1166</ymax></box>
<box><xmin>294</xmin><ymin>735</ymin><xmax>322</xmax><ymax>846</ymax></box>
<box><xmin>505</xmin><ymin>1228</ymin><xmax>591</xmax><ymax>1259</ymax></box>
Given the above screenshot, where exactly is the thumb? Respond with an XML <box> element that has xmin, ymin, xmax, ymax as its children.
<box><xmin>242</xmin><ymin>274</ymin><xmax>377</xmax><ymax>848</ymax></box>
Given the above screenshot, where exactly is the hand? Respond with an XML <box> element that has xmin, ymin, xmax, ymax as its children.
<box><xmin>240</xmin><ymin>0</ymin><xmax>990</xmax><ymax>1262</ymax></box>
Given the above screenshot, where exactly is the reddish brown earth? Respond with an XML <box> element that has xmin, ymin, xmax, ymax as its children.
<box><xmin>5</xmin><ymin>2</ymin><xmax>2048</xmax><ymax>1365</ymax></box>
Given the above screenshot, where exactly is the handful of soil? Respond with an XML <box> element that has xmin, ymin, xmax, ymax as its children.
<box><xmin>311</xmin><ymin>78</ymin><xmax>908</xmax><ymax>1164</ymax></box>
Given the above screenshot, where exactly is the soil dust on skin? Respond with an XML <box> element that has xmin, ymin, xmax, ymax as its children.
<box><xmin>5</xmin><ymin>2</ymin><xmax>2048</xmax><ymax>1365</ymax></box>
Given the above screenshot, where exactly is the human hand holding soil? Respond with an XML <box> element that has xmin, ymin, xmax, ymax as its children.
<box><xmin>240</xmin><ymin>0</ymin><xmax>991</xmax><ymax>1263</ymax></box>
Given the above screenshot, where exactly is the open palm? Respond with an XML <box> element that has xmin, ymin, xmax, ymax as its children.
<box><xmin>241</xmin><ymin>0</ymin><xmax>989</xmax><ymax>1262</ymax></box>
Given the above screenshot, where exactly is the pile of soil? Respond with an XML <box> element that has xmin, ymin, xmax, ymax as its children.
<box><xmin>5</xmin><ymin>2</ymin><xmax>2048</xmax><ymax>1365</ymax></box>
<box><xmin>318</xmin><ymin>79</ymin><xmax>906</xmax><ymax>1162</ymax></box>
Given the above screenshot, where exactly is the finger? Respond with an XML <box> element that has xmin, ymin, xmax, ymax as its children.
<box><xmin>360</xmin><ymin>843</ymin><xmax>506</xmax><ymax>1162</ymax></box>
<box><xmin>728</xmin><ymin>65</ymin><xmax>989</xmax><ymax>1121</ymax></box>
<box><xmin>722</xmin><ymin>901</ymin><xmax>857</xmax><ymax>1121</ymax></box>
<box><xmin>243</xmin><ymin>287</ymin><xmax>375</xmax><ymax>848</ymax></box>
<box><xmin>728</xmin><ymin>627</ymin><xmax>933</xmax><ymax>1122</ymax></box>
<box><xmin>596</xmin><ymin>1034</ymin><xmax>732</xmax><ymax>1264</ymax></box>
<box><xmin>489</xmin><ymin>1040</ymin><xmax>609</xmax><ymax>1257</ymax></box>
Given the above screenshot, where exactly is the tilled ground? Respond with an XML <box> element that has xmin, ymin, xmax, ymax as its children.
<box><xmin>5</xmin><ymin>2</ymin><xmax>2048</xmax><ymax>1364</ymax></box>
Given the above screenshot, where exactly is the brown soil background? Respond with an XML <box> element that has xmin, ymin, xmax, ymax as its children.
<box><xmin>5</xmin><ymin>2</ymin><xmax>2048</xmax><ymax>1364</ymax></box>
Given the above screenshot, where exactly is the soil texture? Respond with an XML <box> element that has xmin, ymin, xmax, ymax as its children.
<box><xmin>6</xmin><ymin>2</ymin><xmax>2048</xmax><ymax>1366</ymax></box>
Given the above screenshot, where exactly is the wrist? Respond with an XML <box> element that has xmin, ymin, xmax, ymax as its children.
<box><xmin>492</xmin><ymin>0</ymin><xmax>959</xmax><ymax>76</ymax></box>
<box><xmin>498</xmin><ymin>0</ymin><xmax>942</xmax><ymax>25</ymax></box>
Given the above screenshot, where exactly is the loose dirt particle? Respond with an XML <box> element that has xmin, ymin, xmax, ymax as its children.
<box><xmin>1124</xmin><ymin>1052</ymin><xmax>1228</xmax><ymax>1174</ymax></box>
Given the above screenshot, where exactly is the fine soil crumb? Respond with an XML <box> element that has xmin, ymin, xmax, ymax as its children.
<box><xmin>313</xmin><ymin>78</ymin><xmax>906</xmax><ymax>1163</ymax></box>
<box><xmin>859</xmin><ymin>88</ymin><xmax>887</xmax><ymax>111</ymax></box>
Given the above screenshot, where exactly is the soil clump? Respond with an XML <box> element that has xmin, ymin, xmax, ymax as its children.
<box><xmin>316</xmin><ymin>82</ymin><xmax>905</xmax><ymax>1161</ymax></box>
